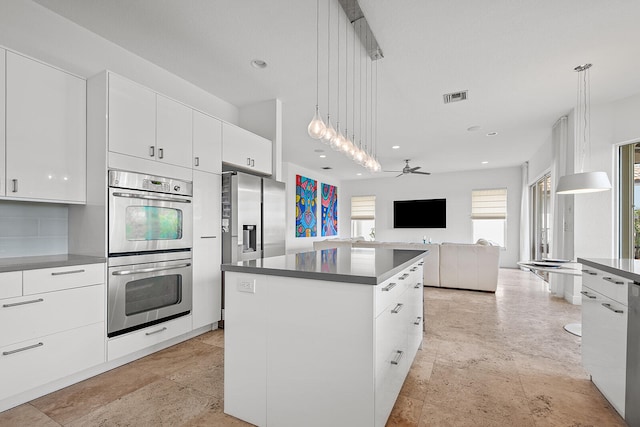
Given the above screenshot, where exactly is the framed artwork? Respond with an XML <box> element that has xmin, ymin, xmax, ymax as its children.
<box><xmin>321</xmin><ymin>183</ymin><xmax>338</xmax><ymax>236</ymax></box>
<box><xmin>296</xmin><ymin>174</ymin><xmax>317</xmax><ymax>237</ymax></box>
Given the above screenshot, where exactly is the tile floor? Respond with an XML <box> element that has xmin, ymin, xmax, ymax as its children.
<box><xmin>0</xmin><ymin>268</ymin><xmax>628</xmax><ymax>426</ymax></box>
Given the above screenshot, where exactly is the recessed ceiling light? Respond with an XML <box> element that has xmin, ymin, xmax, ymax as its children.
<box><xmin>319</xmin><ymin>154</ymin><xmax>327</xmax><ymax>158</ymax></box>
<box><xmin>467</xmin><ymin>125</ymin><xmax>481</xmax><ymax>132</ymax></box>
<box><xmin>392</xmin><ymin>145</ymin><xmax>400</xmax><ymax>149</ymax></box>
<box><xmin>481</xmin><ymin>161</ymin><xmax>489</xmax><ymax>164</ymax></box>
<box><xmin>251</xmin><ymin>59</ymin><xmax>267</xmax><ymax>69</ymax></box>
<box><xmin>486</xmin><ymin>131</ymin><xmax>498</xmax><ymax>136</ymax></box>
<box><xmin>357</xmin><ymin>173</ymin><xmax>362</xmax><ymax>176</ymax></box>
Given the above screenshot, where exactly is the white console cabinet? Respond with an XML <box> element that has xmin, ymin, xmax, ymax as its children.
<box><xmin>222</xmin><ymin>123</ymin><xmax>272</xmax><ymax>175</ymax></box>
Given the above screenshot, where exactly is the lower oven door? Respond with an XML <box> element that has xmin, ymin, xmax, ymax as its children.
<box><xmin>108</xmin><ymin>255</ymin><xmax>192</xmax><ymax>337</ymax></box>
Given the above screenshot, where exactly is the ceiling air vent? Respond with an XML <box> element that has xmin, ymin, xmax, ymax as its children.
<box><xmin>321</xmin><ymin>167</ymin><xmax>332</xmax><ymax>170</ymax></box>
<box><xmin>443</xmin><ymin>90</ymin><xmax>468</xmax><ymax>104</ymax></box>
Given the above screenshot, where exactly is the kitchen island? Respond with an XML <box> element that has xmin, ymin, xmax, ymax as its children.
<box><xmin>221</xmin><ymin>247</ymin><xmax>428</xmax><ymax>427</ymax></box>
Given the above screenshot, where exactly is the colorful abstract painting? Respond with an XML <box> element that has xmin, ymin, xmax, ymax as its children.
<box><xmin>296</xmin><ymin>175</ymin><xmax>317</xmax><ymax>237</ymax></box>
<box><xmin>321</xmin><ymin>183</ymin><xmax>338</xmax><ymax>237</ymax></box>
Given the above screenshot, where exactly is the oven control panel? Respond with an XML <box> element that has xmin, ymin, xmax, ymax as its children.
<box><xmin>109</xmin><ymin>170</ymin><xmax>193</xmax><ymax>196</ymax></box>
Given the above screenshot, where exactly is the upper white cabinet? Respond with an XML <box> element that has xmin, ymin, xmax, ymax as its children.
<box><xmin>108</xmin><ymin>74</ymin><xmax>193</xmax><ymax>169</ymax></box>
<box><xmin>4</xmin><ymin>51</ymin><xmax>86</xmax><ymax>203</ymax></box>
<box><xmin>193</xmin><ymin>110</ymin><xmax>222</xmax><ymax>174</ymax></box>
<box><xmin>0</xmin><ymin>49</ymin><xmax>5</xmax><ymax>198</ymax></box>
<box><xmin>222</xmin><ymin>123</ymin><xmax>272</xmax><ymax>175</ymax></box>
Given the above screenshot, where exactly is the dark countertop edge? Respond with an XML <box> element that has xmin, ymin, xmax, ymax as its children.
<box><xmin>578</xmin><ymin>258</ymin><xmax>640</xmax><ymax>283</ymax></box>
<box><xmin>222</xmin><ymin>250</ymin><xmax>427</xmax><ymax>285</ymax></box>
<box><xmin>0</xmin><ymin>254</ymin><xmax>106</xmax><ymax>273</ymax></box>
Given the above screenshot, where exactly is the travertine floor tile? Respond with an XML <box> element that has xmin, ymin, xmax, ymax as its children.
<box><xmin>130</xmin><ymin>339</ymin><xmax>222</xmax><ymax>377</ymax></box>
<box><xmin>180</xmin><ymin>397</ymin><xmax>251</xmax><ymax>426</ymax></box>
<box><xmin>196</xmin><ymin>328</ymin><xmax>225</xmax><ymax>348</ymax></box>
<box><xmin>0</xmin><ymin>404</ymin><xmax>59</xmax><ymax>427</ymax></box>
<box><xmin>387</xmin><ymin>395</ymin><xmax>423</xmax><ymax>427</ymax></box>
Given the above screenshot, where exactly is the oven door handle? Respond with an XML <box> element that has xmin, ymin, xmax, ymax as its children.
<box><xmin>111</xmin><ymin>263</ymin><xmax>192</xmax><ymax>276</ymax></box>
<box><xmin>112</xmin><ymin>192</ymin><xmax>192</xmax><ymax>204</ymax></box>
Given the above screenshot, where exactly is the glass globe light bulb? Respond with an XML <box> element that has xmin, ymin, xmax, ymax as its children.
<box><xmin>322</xmin><ymin>117</ymin><xmax>336</xmax><ymax>143</ymax></box>
<box><xmin>354</xmin><ymin>145</ymin><xmax>365</xmax><ymax>164</ymax></box>
<box><xmin>307</xmin><ymin>106</ymin><xmax>326</xmax><ymax>139</ymax></box>
<box><xmin>330</xmin><ymin>125</ymin><xmax>344</xmax><ymax>151</ymax></box>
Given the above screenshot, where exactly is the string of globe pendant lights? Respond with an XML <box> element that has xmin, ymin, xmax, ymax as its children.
<box><xmin>307</xmin><ymin>0</ymin><xmax>382</xmax><ymax>173</ymax></box>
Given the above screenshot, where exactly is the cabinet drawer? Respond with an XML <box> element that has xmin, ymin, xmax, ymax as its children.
<box><xmin>581</xmin><ymin>268</ymin><xmax>629</xmax><ymax>305</ymax></box>
<box><xmin>375</xmin><ymin>271</ymin><xmax>411</xmax><ymax>317</ymax></box>
<box><xmin>0</xmin><ymin>322</ymin><xmax>105</xmax><ymax>401</ymax></box>
<box><xmin>0</xmin><ymin>284</ymin><xmax>104</xmax><ymax>347</ymax></box>
<box><xmin>407</xmin><ymin>280</ymin><xmax>424</xmax><ymax>359</ymax></box>
<box><xmin>107</xmin><ymin>315</ymin><xmax>192</xmax><ymax>361</ymax></box>
<box><xmin>0</xmin><ymin>272</ymin><xmax>22</xmax><ymax>300</ymax></box>
<box><xmin>23</xmin><ymin>263</ymin><xmax>104</xmax><ymax>295</ymax></box>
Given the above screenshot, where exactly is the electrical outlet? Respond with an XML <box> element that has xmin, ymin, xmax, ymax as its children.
<box><xmin>237</xmin><ymin>278</ymin><xmax>256</xmax><ymax>293</ymax></box>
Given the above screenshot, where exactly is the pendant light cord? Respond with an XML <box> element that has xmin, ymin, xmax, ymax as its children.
<box><xmin>315</xmin><ymin>0</ymin><xmax>319</xmax><ymax>107</ymax></box>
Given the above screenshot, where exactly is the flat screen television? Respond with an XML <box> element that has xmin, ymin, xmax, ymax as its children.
<box><xmin>393</xmin><ymin>198</ymin><xmax>446</xmax><ymax>228</ymax></box>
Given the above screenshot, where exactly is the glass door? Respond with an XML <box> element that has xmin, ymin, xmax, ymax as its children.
<box><xmin>531</xmin><ymin>173</ymin><xmax>552</xmax><ymax>261</ymax></box>
<box><xmin>619</xmin><ymin>142</ymin><xmax>640</xmax><ymax>259</ymax></box>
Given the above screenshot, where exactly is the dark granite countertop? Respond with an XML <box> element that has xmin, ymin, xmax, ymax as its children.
<box><xmin>221</xmin><ymin>247</ymin><xmax>428</xmax><ymax>285</ymax></box>
<box><xmin>0</xmin><ymin>254</ymin><xmax>106</xmax><ymax>273</ymax></box>
<box><xmin>578</xmin><ymin>258</ymin><xmax>640</xmax><ymax>283</ymax></box>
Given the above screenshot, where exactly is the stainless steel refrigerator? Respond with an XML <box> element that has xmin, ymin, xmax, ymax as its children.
<box><xmin>221</xmin><ymin>171</ymin><xmax>286</xmax><ymax>263</ymax></box>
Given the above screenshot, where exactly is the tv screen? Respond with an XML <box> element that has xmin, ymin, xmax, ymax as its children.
<box><xmin>394</xmin><ymin>198</ymin><xmax>446</xmax><ymax>228</ymax></box>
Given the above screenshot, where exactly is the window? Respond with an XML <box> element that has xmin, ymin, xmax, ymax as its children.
<box><xmin>471</xmin><ymin>188</ymin><xmax>507</xmax><ymax>247</ymax></box>
<box><xmin>351</xmin><ymin>196</ymin><xmax>375</xmax><ymax>240</ymax></box>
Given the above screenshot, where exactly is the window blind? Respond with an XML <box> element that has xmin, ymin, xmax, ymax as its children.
<box><xmin>471</xmin><ymin>188</ymin><xmax>507</xmax><ymax>220</ymax></box>
<box><xmin>351</xmin><ymin>196</ymin><xmax>376</xmax><ymax>220</ymax></box>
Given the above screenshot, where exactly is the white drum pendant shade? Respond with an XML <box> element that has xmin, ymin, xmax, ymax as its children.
<box><xmin>556</xmin><ymin>171</ymin><xmax>612</xmax><ymax>194</ymax></box>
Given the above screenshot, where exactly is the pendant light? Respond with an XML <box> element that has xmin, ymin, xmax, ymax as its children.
<box><xmin>322</xmin><ymin>0</ymin><xmax>336</xmax><ymax>143</ymax></box>
<box><xmin>556</xmin><ymin>64</ymin><xmax>612</xmax><ymax>194</ymax></box>
<box><xmin>330</xmin><ymin>5</ymin><xmax>345</xmax><ymax>151</ymax></box>
<box><xmin>308</xmin><ymin>0</ymin><xmax>326</xmax><ymax>139</ymax></box>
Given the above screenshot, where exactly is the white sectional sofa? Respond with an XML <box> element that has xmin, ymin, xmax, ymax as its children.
<box><xmin>313</xmin><ymin>239</ymin><xmax>500</xmax><ymax>292</ymax></box>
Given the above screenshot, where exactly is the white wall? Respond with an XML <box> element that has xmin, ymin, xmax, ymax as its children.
<box><xmin>339</xmin><ymin>167</ymin><xmax>522</xmax><ymax>268</ymax></box>
<box><xmin>0</xmin><ymin>0</ymin><xmax>238</xmax><ymax>123</ymax></box>
<box><xmin>283</xmin><ymin>162</ymin><xmax>342</xmax><ymax>253</ymax></box>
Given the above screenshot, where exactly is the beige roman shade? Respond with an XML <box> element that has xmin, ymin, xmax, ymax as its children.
<box><xmin>471</xmin><ymin>188</ymin><xmax>507</xmax><ymax>220</ymax></box>
<box><xmin>351</xmin><ymin>196</ymin><xmax>376</xmax><ymax>220</ymax></box>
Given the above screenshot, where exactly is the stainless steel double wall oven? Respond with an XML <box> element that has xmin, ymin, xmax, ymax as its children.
<box><xmin>107</xmin><ymin>170</ymin><xmax>193</xmax><ymax>337</ymax></box>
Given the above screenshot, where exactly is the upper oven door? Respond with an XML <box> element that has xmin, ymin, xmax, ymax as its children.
<box><xmin>109</xmin><ymin>187</ymin><xmax>193</xmax><ymax>255</ymax></box>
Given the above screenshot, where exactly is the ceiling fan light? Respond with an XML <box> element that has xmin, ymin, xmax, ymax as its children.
<box><xmin>556</xmin><ymin>171</ymin><xmax>612</xmax><ymax>194</ymax></box>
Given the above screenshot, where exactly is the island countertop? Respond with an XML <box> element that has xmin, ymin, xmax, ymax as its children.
<box><xmin>0</xmin><ymin>254</ymin><xmax>106</xmax><ymax>273</ymax></box>
<box><xmin>221</xmin><ymin>247</ymin><xmax>428</xmax><ymax>285</ymax></box>
<box><xmin>578</xmin><ymin>257</ymin><xmax>640</xmax><ymax>282</ymax></box>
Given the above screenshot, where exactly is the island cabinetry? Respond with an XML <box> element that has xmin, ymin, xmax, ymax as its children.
<box><xmin>0</xmin><ymin>263</ymin><xmax>105</xmax><ymax>405</ymax></box>
<box><xmin>224</xmin><ymin>259</ymin><xmax>423</xmax><ymax>427</ymax></box>
<box><xmin>222</xmin><ymin>123</ymin><xmax>272</xmax><ymax>175</ymax></box>
<box><xmin>581</xmin><ymin>266</ymin><xmax>629</xmax><ymax>417</ymax></box>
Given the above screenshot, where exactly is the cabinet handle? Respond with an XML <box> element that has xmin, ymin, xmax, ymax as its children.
<box><xmin>200</xmin><ymin>236</ymin><xmax>217</xmax><ymax>239</ymax></box>
<box><xmin>414</xmin><ymin>283</ymin><xmax>422</xmax><ymax>289</ymax></box>
<box><xmin>601</xmin><ymin>303</ymin><xmax>624</xmax><ymax>314</ymax></box>
<box><xmin>580</xmin><ymin>291</ymin><xmax>596</xmax><ymax>299</ymax></box>
<box><xmin>414</xmin><ymin>316</ymin><xmax>422</xmax><ymax>325</ymax></box>
<box><xmin>3</xmin><ymin>298</ymin><xmax>44</xmax><ymax>308</ymax></box>
<box><xmin>194</xmin><ymin>157</ymin><xmax>200</xmax><ymax>167</ymax></box>
<box><xmin>158</xmin><ymin>148</ymin><xmax>164</xmax><ymax>159</ymax></box>
<box><xmin>382</xmin><ymin>282</ymin><xmax>397</xmax><ymax>292</ymax></box>
<box><xmin>251</xmin><ymin>159</ymin><xmax>255</xmax><ymax>167</ymax></box>
<box><xmin>11</xmin><ymin>179</ymin><xmax>18</xmax><ymax>193</ymax></box>
<box><xmin>2</xmin><ymin>342</ymin><xmax>44</xmax><ymax>356</ymax></box>
<box><xmin>410</xmin><ymin>267</ymin><xmax>417</xmax><ymax>272</ymax></box>
<box><xmin>418</xmin><ymin>262</ymin><xmax>424</xmax><ymax>266</ymax></box>
<box><xmin>390</xmin><ymin>350</ymin><xmax>404</xmax><ymax>365</ymax></box>
<box><xmin>391</xmin><ymin>303</ymin><xmax>404</xmax><ymax>314</ymax></box>
<box><xmin>145</xmin><ymin>327</ymin><xmax>168</xmax><ymax>336</ymax></box>
<box><xmin>398</xmin><ymin>273</ymin><xmax>409</xmax><ymax>280</ymax></box>
<box><xmin>602</xmin><ymin>277</ymin><xmax>625</xmax><ymax>285</ymax></box>
<box><xmin>247</xmin><ymin>157</ymin><xmax>251</xmax><ymax>166</ymax></box>
<box><xmin>149</xmin><ymin>146</ymin><xmax>155</xmax><ymax>157</ymax></box>
<box><xmin>582</xmin><ymin>269</ymin><xmax>597</xmax><ymax>276</ymax></box>
<box><xmin>51</xmin><ymin>269</ymin><xmax>85</xmax><ymax>276</ymax></box>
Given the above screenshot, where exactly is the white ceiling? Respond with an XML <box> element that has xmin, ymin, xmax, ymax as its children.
<box><xmin>33</xmin><ymin>0</ymin><xmax>640</xmax><ymax>180</ymax></box>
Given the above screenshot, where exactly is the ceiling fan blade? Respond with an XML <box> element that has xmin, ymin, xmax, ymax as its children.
<box><xmin>383</xmin><ymin>170</ymin><xmax>403</xmax><ymax>173</ymax></box>
<box><xmin>411</xmin><ymin>171</ymin><xmax>431</xmax><ymax>175</ymax></box>
<box><xmin>395</xmin><ymin>172</ymin><xmax>405</xmax><ymax>178</ymax></box>
<box><xmin>408</xmin><ymin>166</ymin><xmax>421</xmax><ymax>172</ymax></box>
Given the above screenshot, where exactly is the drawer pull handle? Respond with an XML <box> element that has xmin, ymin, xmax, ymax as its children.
<box><xmin>414</xmin><ymin>316</ymin><xmax>422</xmax><ymax>325</ymax></box>
<box><xmin>3</xmin><ymin>342</ymin><xmax>43</xmax><ymax>356</ymax></box>
<box><xmin>582</xmin><ymin>269</ymin><xmax>597</xmax><ymax>276</ymax></box>
<box><xmin>3</xmin><ymin>298</ymin><xmax>44</xmax><ymax>308</ymax></box>
<box><xmin>418</xmin><ymin>262</ymin><xmax>424</xmax><ymax>266</ymax></box>
<box><xmin>601</xmin><ymin>303</ymin><xmax>624</xmax><ymax>314</ymax></box>
<box><xmin>391</xmin><ymin>303</ymin><xmax>404</xmax><ymax>314</ymax></box>
<box><xmin>194</xmin><ymin>156</ymin><xmax>200</xmax><ymax>167</ymax></box>
<box><xmin>398</xmin><ymin>273</ymin><xmax>409</xmax><ymax>280</ymax></box>
<box><xmin>390</xmin><ymin>350</ymin><xmax>404</xmax><ymax>365</ymax></box>
<box><xmin>410</xmin><ymin>267</ymin><xmax>417</xmax><ymax>272</ymax></box>
<box><xmin>580</xmin><ymin>291</ymin><xmax>596</xmax><ymax>299</ymax></box>
<box><xmin>414</xmin><ymin>283</ymin><xmax>422</xmax><ymax>289</ymax></box>
<box><xmin>602</xmin><ymin>277</ymin><xmax>625</xmax><ymax>285</ymax></box>
<box><xmin>11</xmin><ymin>179</ymin><xmax>18</xmax><ymax>193</ymax></box>
<box><xmin>51</xmin><ymin>269</ymin><xmax>85</xmax><ymax>276</ymax></box>
<box><xmin>382</xmin><ymin>282</ymin><xmax>397</xmax><ymax>292</ymax></box>
<box><xmin>145</xmin><ymin>327</ymin><xmax>168</xmax><ymax>336</ymax></box>
<box><xmin>200</xmin><ymin>236</ymin><xmax>217</xmax><ymax>239</ymax></box>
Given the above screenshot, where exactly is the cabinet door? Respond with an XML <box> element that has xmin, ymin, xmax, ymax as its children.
<box><xmin>5</xmin><ymin>52</ymin><xmax>86</xmax><ymax>203</ymax></box>
<box><xmin>192</xmin><ymin>171</ymin><xmax>222</xmax><ymax>329</ymax></box>
<box><xmin>156</xmin><ymin>94</ymin><xmax>193</xmax><ymax>168</ymax></box>
<box><xmin>193</xmin><ymin>110</ymin><xmax>222</xmax><ymax>174</ymax></box>
<box><xmin>108</xmin><ymin>73</ymin><xmax>156</xmax><ymax>161</ymax></box>
<box><xmin>251</xmin><ymin>135</ymin><xmax>272</xmax><ymax>175</ymax></box>
<box><xmin>0</xmin><ymin>49</ymin><xmax>5</xmax><ymax>197</ymax></box>
<box><xmin>222</xmin><ymin>123</ymin><xmax>272</xmax><ymax>174</ymax></box>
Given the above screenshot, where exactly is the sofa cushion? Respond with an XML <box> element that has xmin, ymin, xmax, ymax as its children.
<box><xmin>439</xmin><ymin>244</ymin><xmax>500</xmax><ymax>292</ymax></box>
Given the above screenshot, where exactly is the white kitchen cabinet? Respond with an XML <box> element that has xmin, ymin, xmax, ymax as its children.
<box><xmin>108</xmin><ymin>73</ymin><xmax>156</xmax><ymax>161</ymax></box>
<box><xmin>222</xmin><ymin>122</ymin><xmax>272</xmax><ymax>175</ymax></box>
<box><xmin>192</xmin><ymin>170</ymin><xmax>222</xmax><ymax>329</ymax></box>
<box><xmin>581</xmin><ymin>270</ymin><xmax>628</xmax><ymax>418</ymax></box>
<box><xmin>193</xmin><ymin>110</ymin><xmax>222</xmax><ymax>174</ymax></box>
<box><xmin>156</xmin><ymin>94</ymin><xmax>193</xmax><ymax>168</ymax></box>
<box><xmin>0</xmin><ymin>49</ymin><xmax>5</xmax><ymax>197</ymax></box>
<box><xmin>5</xmin><ymin>51</ymin><xmax>86</xmax><ymax>203</ymax></box>
<box><xmin>0</xmin><ymin>272</ymin><xmax>21</xmax><ymax>300</ymax></box>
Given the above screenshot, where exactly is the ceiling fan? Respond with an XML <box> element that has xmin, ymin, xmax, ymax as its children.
<box><xmin>384</xmin><ymin>159</ymin><xmax>431</xmax><ymax>177</ymax></box>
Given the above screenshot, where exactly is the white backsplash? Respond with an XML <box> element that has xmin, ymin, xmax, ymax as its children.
<box><xmin>0</xmin><ymin>201</ymin><xmax>68</xmax><ymax>258</ymax></box>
